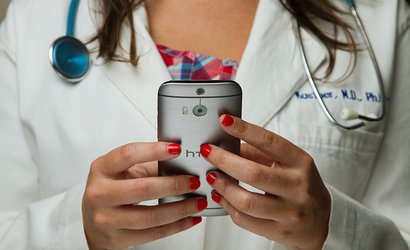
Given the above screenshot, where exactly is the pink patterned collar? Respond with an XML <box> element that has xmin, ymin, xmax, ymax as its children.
<box><xmin>157</xmin><ymin>44</ymin><xmax>239</xmax><ymax>80</ymax></box>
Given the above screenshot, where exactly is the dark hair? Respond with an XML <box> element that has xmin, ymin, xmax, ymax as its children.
<box><xmin>89</xmin><ymin>0</ymin><xmax>407</xmax><ymax>79</ymax></box>
<box><xmin>279</xmin><ymin>0</ymin><xmax>357</xmax><ymax>80</ymax></box>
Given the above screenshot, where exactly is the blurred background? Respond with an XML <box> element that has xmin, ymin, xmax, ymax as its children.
<box><xmin>0</xmin><ymin>0</ymin><xmax>9</xmax><ymax>22</ymax></box>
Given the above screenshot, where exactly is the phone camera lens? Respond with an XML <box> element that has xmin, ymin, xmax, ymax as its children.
<box><xmin>196</xmin><ymin>88</ymin><xmax>205</xmax><ymax>95</ymax></box>
<box><xmin>193</xmin><ymin>104</ymin><xmax>207</xmax><ymax>117</ymax></box>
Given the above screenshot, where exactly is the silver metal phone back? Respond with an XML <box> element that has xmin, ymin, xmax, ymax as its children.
<box><xmin>158</xmin><ymin>80</ymin><xmax>242</xmax><ymax>216</ymax></box>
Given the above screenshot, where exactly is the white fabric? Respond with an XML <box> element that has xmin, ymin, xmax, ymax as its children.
<box><xmin>0</xmin><ymin>0</ymin><xmax>409</xmax><ymax>249</ymax></box>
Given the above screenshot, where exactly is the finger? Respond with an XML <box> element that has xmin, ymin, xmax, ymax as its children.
<box><xmin>201</xmin><ymin>144</ymin><xmax>296</xmax><ymax>196</ymax></box>
<box><xmin>114</xmin><ymin>197</ymin><xmax>207</xmax><ymax>230</ymax></box>
<box><xmin>95</xmin><ymin>142</ymin><xmax>180</xmax><ymax>176</ymax></box>
<box><xmin>216</xmin><ymin>195</ymin><xmax>289</xmax><ymax>243</ymax></box>
<box><xmin>91</xmin><ymin>175</ymin><xmax>202</xmax><ymax>205</ymax></box>
<box><xmin>207</xmin><ymin>171</ymin><xmax>287</xmax><ymax>221</ymax></box>
<box><xmin>240</xmin><ymin>143</ymin><xmax>277</xmax><ymax>167</ymax></box>
<box><xmin>219</xmin><ymin>115</ymin><xmax>304</xmax><ymax>166</ymax></box>
<box><xmin>114</xmin><ymin>217</ymin><xmax>202</xmax><ymax>248</ymax></box>
<box><xmin>124</xmin><ymin>161</ymin><xmax>158</xmax><ymax>179</ymax></box>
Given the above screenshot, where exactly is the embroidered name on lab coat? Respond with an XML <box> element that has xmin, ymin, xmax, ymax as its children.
<box><xmin>294</xmin><ymin>89</ymin><xmax>389</xmax><ymax>103</ymax></box>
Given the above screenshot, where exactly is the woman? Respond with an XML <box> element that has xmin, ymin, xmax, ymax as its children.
<box><xmin>0</xmin><ymin>0</ymin><xmax>409</xmax><ymax>249</ymax></box>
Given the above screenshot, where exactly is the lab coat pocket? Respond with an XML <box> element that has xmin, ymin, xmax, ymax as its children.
<box><xmin>273</xmin><ymin>121</ymin><xmax>384</xmax><ymax>201</ymax></box>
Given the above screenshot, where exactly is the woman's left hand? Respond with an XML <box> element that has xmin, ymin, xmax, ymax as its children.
<box><xmin>200</xmin><ymin>115</ymin><xmax>331</xmax><ymax>250</ymax></box>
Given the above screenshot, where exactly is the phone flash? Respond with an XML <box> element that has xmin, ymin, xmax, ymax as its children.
<box><xmin>182</xmin><ymin>106</ymin><xmax>188</xmax><ymax>115</ymax></box>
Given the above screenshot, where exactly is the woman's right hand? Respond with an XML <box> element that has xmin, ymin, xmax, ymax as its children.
<box><xmin>82</xmin><ymin>142</ymin><xmax>207</xmax><ymax>250</ymax></box>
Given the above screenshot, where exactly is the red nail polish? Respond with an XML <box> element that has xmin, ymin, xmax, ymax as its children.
<box><xmin>221</xmin><ymin>114</ymin><xmax>234</xmax><ymax>126</ymax></box>
<box><xmin>168</xmin><ymin>144</ymin><xmax>181</xmax><ymax>155</ymax></box>
<box><xmin>212</xmin><ymin>192</ymin><xmax>221</xmax><ymax>204</ymax></box>
<box><xmin>200</xmin><ymin>144</ymin><xmax>211</xmax><ymax>158</ymax></box>
<box><xmin>192</xmin><ymin>217</ymin><xmax>202</xmax><ymax>226</ymax></box>
<box><xmin>190</xmin><ymin>177</ymin><xmax>200</xmax><ymax>190</ymax></box>
<box><xmin>206</xmin><ymin>172</ymin><xmax>217</xmax><ymax>185</ymax></box>
<box><xmin>197</xmin><ymin>198</ymin><xmax>208</xmax><ymax>210</ymax></box>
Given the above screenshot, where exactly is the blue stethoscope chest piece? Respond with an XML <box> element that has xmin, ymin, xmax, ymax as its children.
<box><xmin>50</xmin><ymin>36</ymin><xmax>89</xmax><ymax>81</ymax></box>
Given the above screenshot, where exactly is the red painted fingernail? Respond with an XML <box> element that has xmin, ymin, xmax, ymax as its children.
<box><xmin>221</xmin><ymin>114</ymin><xmax>234</xmax><ymax>126</ymax></box>
<box><xmin>190</xmin><ymin>177</ymin><xmax>200</xmax><ymax>190</ymax></box>
<box><xmin>206</xmin><ymin>172</ymin><xmax>217</xmax><ymax>185</ymax></box>
<box><xmin>200</xmin><ymin>144</ymin><xmax>211</xmax><ymax>158</ymax></box>
<box><xmin>168</xmin><ymin>144</ymin><xmax>181</xmax><ymax>155</ymax></box>
<box><xmin>197</xmin><ymin>198</ymin><xmax>208</xmax><ymax>210</ymax></box>
<box><xmin>192</xmin><ymin>217</ymin><xmax>202</xmax><ymax>226</ymax></box>
<box><xmin>211</xmin><ymin>192</ymin><xmax>221</xmax><ymax>204</ymax></box>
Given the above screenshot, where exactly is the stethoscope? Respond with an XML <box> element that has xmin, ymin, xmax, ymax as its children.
<box><xmin>296</xmin><ymin>0</ymin><xmax>386</xmax><ymax>130</ymax></box>
<box><xmin>50</xmin><ymin>0</ymin><xmax>386</xmax><ymax>130</ymax></box>
<box><xmin>49</xmin><ymin>0</ymin><xmax>89</xmax><ymax>82</ymax></box>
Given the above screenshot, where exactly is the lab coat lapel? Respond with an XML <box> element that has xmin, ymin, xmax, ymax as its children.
<box><xmin>236</xmin><ymin>0</ymin><xmax>326</xmax><ymax>127</ymax></box>
<box><xmin>98</xmin><ymin>4</ymin><xmax>171</xmax><ymax>129</ymax></box>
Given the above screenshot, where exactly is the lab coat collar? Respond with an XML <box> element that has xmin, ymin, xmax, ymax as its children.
<box><xmin>236</xmin><ymin>0</ymin><xmax>326</xmax><ymax>126</ymax></box>
<box><xmin>96</xmin><ymin>4</ymin><xmax>171</xmax><ymax>129</ymax></box>
<box><xmin>96</xmin><ymin>0</ymin><xmax>326</xmax><ymax>128</ymax></box>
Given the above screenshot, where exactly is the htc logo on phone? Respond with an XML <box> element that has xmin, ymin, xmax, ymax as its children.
<box><xmin>185</xmin><ymin>150</ymin><xmax>201</xmax><ymax>158</ymax></box>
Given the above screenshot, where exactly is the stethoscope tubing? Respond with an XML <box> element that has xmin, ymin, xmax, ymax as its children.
<box><xmin>349</xmin><ymin>6</ymin><xmax>386</xmax><ymax>122</ymax></box>
<box><xmin>67</xmin><ymin>0</ymin><xmax>80</xmax><ymax>36</ymax></box>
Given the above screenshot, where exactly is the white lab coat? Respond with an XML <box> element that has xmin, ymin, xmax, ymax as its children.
<box><xmin>0</xmin><ymin>0</ymin><xmax>409</xmax><ymax>249</ymax></box>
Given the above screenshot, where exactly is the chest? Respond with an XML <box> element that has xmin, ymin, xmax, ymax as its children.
<box><xmin>144</xmin><ymin>0</ymin><xmax>259</xmax><ymax>62</ymax></box>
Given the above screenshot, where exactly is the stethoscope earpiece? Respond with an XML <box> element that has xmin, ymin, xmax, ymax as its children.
<box><xmin>50</xmin><ymin>36</ymin><xmax>90</xmax><ymax>82</ymax></box>
<box><xmin>341</xmin><ymin>108</ymin><xmax>359</xmax><ymax>121</ymax></box>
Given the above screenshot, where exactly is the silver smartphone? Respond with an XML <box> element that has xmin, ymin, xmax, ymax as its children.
<box><xmin>157</xmin><ymin>80</ymin><xmax>242</xmax><ymax>216</ymax></box>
